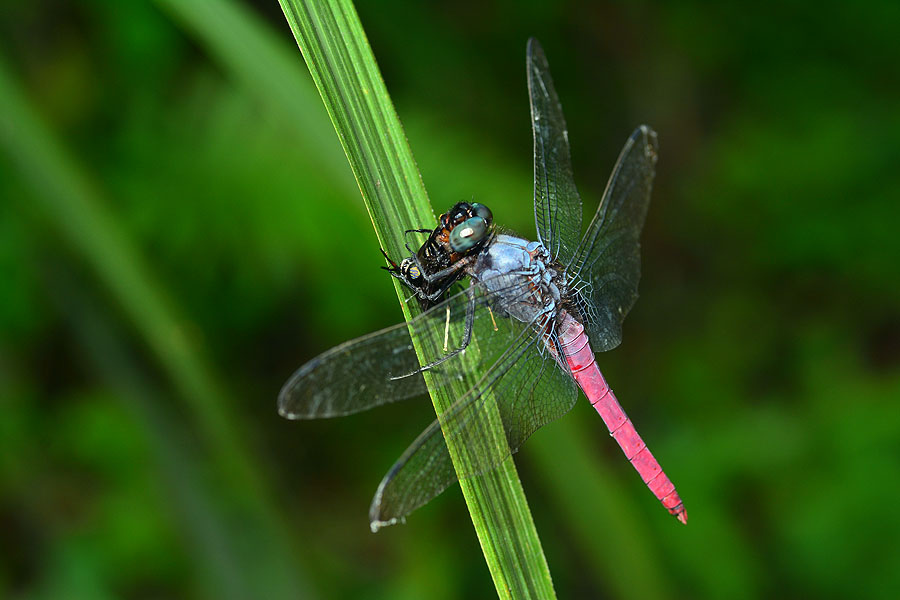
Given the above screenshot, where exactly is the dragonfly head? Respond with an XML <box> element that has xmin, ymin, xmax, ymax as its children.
<box><xmin>446</xmin><ymin>202</ymin><xmax>493</xmax><ymax>253</ymax></box>
<box><xmin>470</xmin><ymin>202</ymin><xmax>493</xmax><ymax>223</ymax></box>
<box><xmin>449</xmin><ymin>216</ymin><xmax>490</xmax><ymax>252</ymax></box>
<box><xmin>440</xmin><ymin>202</ymin><xmax>492</xmax><ymax>233</ymax></box>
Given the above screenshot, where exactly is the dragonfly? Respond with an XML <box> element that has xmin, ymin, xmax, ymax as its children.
<box><xmin>279</xmin><ymin>38</ymin><xmax>686</xmax><ymax>531</ymax></box>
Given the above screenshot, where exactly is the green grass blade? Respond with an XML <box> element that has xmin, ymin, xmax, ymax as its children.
<box><xmin>0</xmin><ymin>54</ymin><xmax>315</xmax><ymax>600</ymax></box>
<box><xmin>276</xmin><ymin>1</ymin><xmax>556</xmax><ymax>597</ymax></box>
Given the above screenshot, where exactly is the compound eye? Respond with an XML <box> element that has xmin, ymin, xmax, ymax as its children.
<box><xmin>449</xmin><ymin>217</ymin><xmax>488</xmax><ymax>252</ymax></box>
<box><xmin>450</xmin><ymin>207</ymin><xmax>468</xmax><ymax>224</ymax></box>
<box><xmin>471</xmin><ymin>203</ymin><xmax>493</xmax><ymax>224</ymax></box>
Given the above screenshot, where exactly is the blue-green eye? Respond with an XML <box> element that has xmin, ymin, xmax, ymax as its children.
<box><xmin>471</xmin><ymin>203</ymin><xmax>492</xmax><ymax>223</ymax></box>
<box><xmin>449</xmin><ymin>217</ymin><xmax>488</xmax><ymax>252</ymax></box>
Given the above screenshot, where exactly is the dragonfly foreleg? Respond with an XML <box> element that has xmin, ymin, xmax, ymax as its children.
<box><xmin>419</xmin><ymin>255</ymin><xmax>476</xmax><ymax>284</ymax></box>
<box><xmin>389</xmin><ymin>286</ymin><xmax>477</xmax><ymax>380</ymax></box>
<box><xmin>419</xmin><ymin>275</ymin><xmax>462</xmax><ymax>304</ymax></box>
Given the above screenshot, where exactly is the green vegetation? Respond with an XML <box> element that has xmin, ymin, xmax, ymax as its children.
<box><xmin>1</xmin><ymin>0</ymin><xmax>898</xmax><ymax>598</ymax></box>
<box><xmin>277</xmin><ymin>1</ymin><xmax>553</xmax><ymax>596</ymax></box>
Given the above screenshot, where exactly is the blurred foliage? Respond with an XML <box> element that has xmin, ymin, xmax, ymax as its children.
<box><xmin>1</xmin><ymin>0</ymin><xmax>899</xmax><ymax>599</ymax></box>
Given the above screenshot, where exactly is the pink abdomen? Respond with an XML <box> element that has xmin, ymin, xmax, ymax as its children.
<box><xmin>556</xmin><ymin>312</ymin><xmax>687</xmax><ymax>524</ymax></box>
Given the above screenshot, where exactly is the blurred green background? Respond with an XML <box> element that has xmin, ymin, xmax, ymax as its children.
<box><xmin>2</xmin><ymin>0</ymin><xmax>899</xmax><ymax>598</ymax></box>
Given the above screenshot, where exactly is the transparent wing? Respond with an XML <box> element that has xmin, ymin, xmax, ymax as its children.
<box><xmin>278</xmin><ymin>275</ymin><xmax>532</xmax><ymax>419</ymax></box>
<box><xmin>528</xmin><ymin>38</ymin><xmax>583</xmax><ymax>265</ymax></box>
<box><xmin>370</xmin><ymin>317</ymin><xmax>577</xmax><ymax>528</ymax></box>
<box><xmin>526</xmin><ymin>38</ymin><xmax>581</xmax><ymax>264</ymax></box>
<box><xmin>278</xmin><ymin>319</ymin><xmax>428</xmax><ymax>419</ymax></box>
<box><xmin>569</xmin><ymin>125</ymin><xmax>658</xmax><ymax>352</ymax></box>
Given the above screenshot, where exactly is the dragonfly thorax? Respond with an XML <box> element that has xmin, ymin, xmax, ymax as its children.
<box><xmin>471</xmin><ymin>235</ymin><xmax>567</xmax><ymax>326</ymax></box>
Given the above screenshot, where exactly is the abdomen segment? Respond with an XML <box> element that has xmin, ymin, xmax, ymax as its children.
<box><xmin>557</xmin><ymin>312</ymin><xmax>687</xmax><ymax>523</ymax></box>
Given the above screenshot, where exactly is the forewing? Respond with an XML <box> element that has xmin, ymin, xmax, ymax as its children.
<box><xmin>279</xmin><ymin>276</ymin><xmax>531</xmax><ymax>419</ymax></box>
<box><xmin>369</xmin><ymin>316</ymin><xmax>578</xmax><ymax>529</ymax></box>
<box><xmin>528</xmin><ymin>38</ymin><xmax>583</xmax><ymax>265</ymax></box>
<box><xmin>570</xmin><ymin>125</ymin><xmax>658</xmax><ymax>352</ymax></box>
<box><xmin>278</xmin><ymin>319</ymin><xmax>428</xmax><ymax>419</ymax></box>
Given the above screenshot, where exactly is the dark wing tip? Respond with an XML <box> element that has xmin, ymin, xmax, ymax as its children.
<box><xmin>277</xmin><ymin>385</ymin><xmax>300</xmax><ymax>419</ymax></box>
<box><xmin>277</xmin><ymin>366</ymin><xmax>309</xmax><ymax>419</ymax></box>
<box><xmin>368</xmin><ymin>464</ymin><xmax>405</xmax><ymax>532</ymax></box>
<box><xmin>633</xmin><ymin>125</ymin><xmax>659</xmax><ymax>165</ymax></box>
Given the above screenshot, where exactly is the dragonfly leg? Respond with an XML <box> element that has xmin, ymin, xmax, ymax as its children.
<box><xmin>420</xmin><ymin>255</ymin><xmax>475</xmax><ymax>284</ymax></box>
<box><xmin>389</xmin><ymin>286</ymin><xmax>477</xmax><ymax>380</ymax></box>
<box><xmin>420</xmin><ymin>275</ymin><xmax>461</xmax><ymax>304</ymax></box>
<box><xmin>402</xmin><ymin>229</ymin><xmax>433</xmax><ymax>253</ymax></box>
<box><xmin>379</xmin><ymin>248</ymin><xmax>400</xmax><ymax>269</ymax></box>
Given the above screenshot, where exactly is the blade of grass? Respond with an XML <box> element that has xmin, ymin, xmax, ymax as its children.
<box><xmin>276</xmin><ymin>1</ymin><xmax>555</xmax><ymax>597</ymax></box>
<box><xmin>0</xmin><ymin>54</ymin><xmax>315</xmax><ymax>600</ymax></box>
